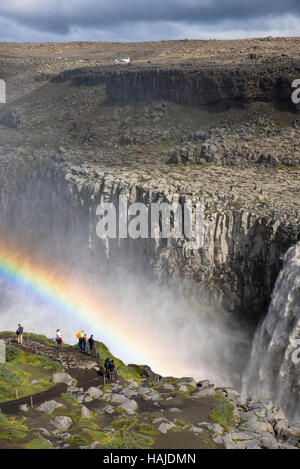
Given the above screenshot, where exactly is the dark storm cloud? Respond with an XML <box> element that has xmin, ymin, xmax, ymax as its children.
<box><xmin>0</xmin><ymin>0</ymin><xmax>299</xmax><ymax>41</ymax></box>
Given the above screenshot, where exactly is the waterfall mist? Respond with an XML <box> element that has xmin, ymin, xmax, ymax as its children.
<box><xmin>0</xmin><ymin>167</ymin><xmax>249</xmax><ymax>389</ymax></box>
<box><xmin>0</xmin><ymin>258</ymin><xmax>249</xmax><ymax>388</ymax></box>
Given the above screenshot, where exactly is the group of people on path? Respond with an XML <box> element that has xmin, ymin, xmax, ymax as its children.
<box><xmin>104</xmin><ymin>357</ymin><xmax>115</xmax><ymax>380</ymax></box>
<box><xmin>75</xmin><ymin>330</ymin><xmax>97</xmax><ymax>357</ymax></box>
<box><xmin>16</xmin><ymin>325</ymin><xmax>97</xmax><ymax>358</ymax></box>
<box><xmin>16</xmin><ymin>325</ymin><xmax>115</xmax><ymax>378</ymax></box>
<box><xmin>55</xmin><ymin>329</ymin><xmax>116</xmax><ymax>379</ymax></box>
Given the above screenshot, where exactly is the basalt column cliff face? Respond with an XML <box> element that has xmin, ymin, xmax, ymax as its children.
<box><xmin>54</xmin><ymin>63</ymin><xmax>299</xmax><ymax>109</ymax></box>
<box><xmin>0</xmin><ymin>156</ymin><xmax>298</xmax><ymax>320</ymax></box>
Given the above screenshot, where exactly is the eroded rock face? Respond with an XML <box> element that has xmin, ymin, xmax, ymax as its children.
<box><xmin>0</xmin><ymin>156</ymin><xmax>298</xmax><ymax>318</ymax></box>
<box><xmin>168</xmin><ymin>125</ymin><xmax>300</xmax><ymax>168</ymax></box>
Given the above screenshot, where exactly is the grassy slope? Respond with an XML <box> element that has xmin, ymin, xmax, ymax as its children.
<box><xmin>0</xmin><ymin>332</ymin><xmax>228</xmax><ymax>449</ymax></box>
<box><xmin>97</xmin><ymin>341</ymin><xmax>142</xmax><ymax>383</ymax></box>
<box><xmin>0</xmin><ymin>346</ymin><xmax>62</xmax><ymax>402</ymax></box>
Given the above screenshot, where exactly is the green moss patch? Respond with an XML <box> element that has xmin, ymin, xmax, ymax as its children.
<box><xmin>74</xmin><ymin>420</ymin><xmax>99</xmax><ymax>431</ymax></box>
<box><xmin>97</xmin><ymin>431</ymin><xmax>154</xmax><ymax>449</ymax></box>
<box><xmin>210</xmin><ymin>401</ymin><xmax>235</xmax><ymax>431</ymax></box>
<box><xmin>175</xmin><ymin>419</ymin><xmax>191</xmax><ymax>428</ymax></box>
<box><xmin>136</xmin><ymin>422</ymin><xmax>157</xmax><ymax>435</ymax></box>
<box><xmin>0</xmin><ymin>410</ymin><xmax>28</xmax><ymax>445</ymax></box>
<box><xmin>110</xmin><ymin>416</ymin><xmax>138</xmax><ymax>431</ymax></box>
<box><xmin>67</xmin><ymin>434</ymin><xmax>89</xmax><ymax>447</ymax></box>
<box><xmin>25</xmin><ymin>437</ymin><xmax>54</xmax><ymax>449</ymax></box>
<box><xmin>0</xmin><ymin>429</ymin><xmax>26</xmax><ymax>441</ymax></box>
<box><xmin>61</xmin><ymin>392</ymin><xmax>78</xmax><ymax>406</ymax></box>
<box><xmin>119</xmin><ymin>365</ymin><xmax>142</xmax><ymax>384</ymax></box>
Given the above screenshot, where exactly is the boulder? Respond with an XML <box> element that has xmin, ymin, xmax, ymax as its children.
<box><xmin>260</xmin><ymin>435</ymin><xmax>279</xmax><ymax>449</ymax></box>
<box><xmin>245</xmin><ymin>440</ymin><xmax>262</xmax><ymax>449</ymax></box>
<box><xmin>52</xmin><ymin>373</ymin><xmax>73</xmax><ymax>386</ymax></box>
<box><xmin>208</xmin><ymin>423</ymin><xmax>224</xmax><ymax>435</ymax></box>
<box><xmin>126</xmin><ymin>379</ymin><xmax>139</xmax><ymax>389</ymax></box>
<box><xmin>193</xmin><ymin>388</ymin><xmax>215</xmax><ymax>397</ymax></box>
<box><xmin>111</xmin><ymin>394</ymin><xmax>129</xmax><ymax>405</ymax></box>
<box><xmin>120</xmin><ymin>400</ymin><xmax>138</xmax><ymax>415</ymax></box>
<box><xmin>162</xmin><ymin>384</ymin><xmax>175</xmax><ymax>391</ymax></box>
<box><xmin>274</xmin><ymin>418</ymin><xmax>290</xmax><ymax>435</ymax></box>
<box><xmin>19</xmin><ymin>404</ymin><xmax>29</xmax><ymax>412</ymax></box>
<box><xmin>51</xmin><ymin>416</ymin><xmax>72</xmax><ymax>431</ymax></box>
<box><xmin>121</xmin><ymin>388</ymin><xmax>139</xmax><ymax>399</ymax></box>
<box><xmin>37</xmin><ymin>400</ymin><xmax>63</xmax><ymax>414</ymax></box>
<box><xmin>104</xmin><ymin>405</ymin><xmax>115</xmax><ymax>415</ymax></box>
<box><xmin>255</xmin><ymin>421</ymin><xmax>274</xmax><ymax>435</ymax></box>
<box><xmin>137</xmin><ymin>387</ymin><xmax>150</xmax><ymax>396</ymax></box>
<box><xmin>81</xmin><ymin>405</ymin><xmax>92</xmax><ymax>420</ymax></box>
<box><xmin>197</xmin><ymin>380</ymin><xmax>211</xmax><ymax>388</ymax></box>
<box><xmin>111</xmin><ymin>393</ymin><xmax>138</xmax><ymax>414</ymax></box>
<box><xmin>287</xmin><ymin>424</ymin><xmax>300</xmax><ymax>438</ymax></box>
<box><xmin>270</xmin><ymin>408</ymin><xmax>286</xmax><ymax>422</ymax></box>
<box><xmin>190</xmin><ymin>426</ymin><xmax>204</xmax><ymax>434</ymax></box>
<box><xmin>33</xmin><ymin>428</ymin><xmax>50</xmax><ymax>437</ymax></box>
<box><xmin>147</xmin><ymin>392</ymin><xmax>160</xmax><ymax>402</ymax></box>
<box><xmin>213</xmin><ymin>435</ymin><xmax>223</xmax><ymax>444</ymax></box>
<box><xmin>228</xmin><ymin>431</ymin><xmax>254</xmax><ymax>441</ymax></box>
<box><xmin>177</xmin><ymin>377</ymin><xmax>196</xmax><ymax>387</ymax></box>
<box><xmin>158</xmin><ymin>422</ymin><xmax>176</xmax><ymax>434</ymax></box>
<box><xmin>222</xmin><ymin>433</ymin><xmax>246</xmax><ymax>449</ymax></box>
<box><xmin>178</xmin><ymin>385</ymin><xmax>189</xmax><ymax>393</ymax></box>
<box><xmin>153</xmin><ymin>417</ymin><xmax>168</xmax><ymax>424</ymax></box>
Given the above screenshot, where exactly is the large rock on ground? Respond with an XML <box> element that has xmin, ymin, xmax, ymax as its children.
<box><xmin>52</xmin><ymin>373</ymin><xmax>73</xmax><ymax>386</ymax></box>
<box><xmin>162</xmin><ymin>384</ymin><xmax>175</xmax><ymax>391</ymax></box>
<box><xmin>81</xmin><ymin>405</ymin><xmax>92</xmax><ymax>420</ymax></box>
<box><xmin>51</xmin><ymin>416</ymin><xmax>73</xmax><ymax>430</ymax></box>
<box><xmin>287</xmin><ymin>424</ymin><xmax>300</xmax><ymax>438</ymax></box>
<box><xmin>111</xmin><ymin>394</ymin><xmax>129</xmax><ymax>405</ymax></box>
<box><xmin>120</xmin><ymin>400</ymin><xmax>138</xmax><ymax>415</ymax></box>
<box><xmin>158</xmin><ymin>422</ymin><xmax>176</xmax><ymax>434</ymax></box>
<box><xmin>86</xmin><ymin>387</ymin><xmax>103</xmax><ymax>399</ymax></box>
<box><xmin>37</xmin><ymin>400</ymin><xmax>63</xmax><ymax>414</ymax></box>
<box><xmin>177</xmin><ymin>377</ymin><xmax>197</xmax><ymax>389</ymax></box>
<box><xmin>193</xmin><ymin>388</ymin><xmax>215</xmax><ymax>397</ymax></box>
<box><xmin>111</xmin><ymin>393</ymin><xmax>138</xmax><ymax>414</ymax></box>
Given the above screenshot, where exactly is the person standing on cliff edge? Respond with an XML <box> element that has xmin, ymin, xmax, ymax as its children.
<box><xmin>16</xmin><ymin>324</ymin><xmax>24</xmax><ymax>345</ymax></box>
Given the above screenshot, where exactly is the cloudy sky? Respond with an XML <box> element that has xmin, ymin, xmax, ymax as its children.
<box><xmin>0</xmin><ymin>0</ymin><xmax>299</xmax><ymax>42</ymax></box>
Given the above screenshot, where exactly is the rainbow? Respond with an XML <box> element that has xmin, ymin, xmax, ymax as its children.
<box><xmin>0</xmin><ymin>240</ymin><xmax>181</xmax><ymax>376</ymax></box>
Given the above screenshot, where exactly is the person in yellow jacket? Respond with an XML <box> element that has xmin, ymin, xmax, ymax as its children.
<box><xmin>76</xmin><ymin>330</ymin><xmax>84</xmax><ymax>351</ymax></box>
